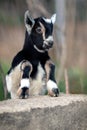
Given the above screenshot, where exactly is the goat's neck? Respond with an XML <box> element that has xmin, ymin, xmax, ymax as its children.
<box><xmin>23</xmin><ymin>31</ymin><xmax>32</xmax><ymax>50</ymax></box>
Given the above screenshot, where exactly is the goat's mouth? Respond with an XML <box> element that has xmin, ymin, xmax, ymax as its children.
<box><xmin>43</xmin><ymin>42</ymin><xmax>53</xmax><ymax>50</ymax></box>
<box><xmin>43</xmin><ymin>40</ymin><xmax>53</xmax><ymax>50</ymax></box>
<box><xmin>43</xmin><ymin>43</ymin><xmax>53</xmax><ymax>50</ymax></box>
<box><xmin>34</xmin><ymin>44</ymin><xmax>52</xmax><ymax>53</ymax></box>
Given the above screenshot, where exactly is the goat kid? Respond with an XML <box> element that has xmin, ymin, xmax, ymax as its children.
<box><xmin>6</xmin><ymin>10</ymin><xmax>59</xmax><ymax>99</ymax></box>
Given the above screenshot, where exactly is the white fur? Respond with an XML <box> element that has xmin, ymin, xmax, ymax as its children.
<box><xmin>47</xmin><ymin>80</ymin><xmax>58</xmax><ymax>91</ymax></box>
<box><xmin>24</xmin><ymin>10</ymin><xmax>35</xmax><ymax>34</ymax></box>
<box><xmin>43</xmin><ymin>14</ymin><xmax>56</xmax><ymax>24</ymax></box>
<box><xmin>6</xmin><ymin>63</ymin><xmax>21</xmax><ymax>93</ymax></box>
<box><xmin>6</xmin><ymin>61</ymin><xmax>46</xmax><ymax>98</ymax></box>
<box><xmin>6</xmin><ymin>75</ymin><xmax>12</xmax><ymax>92</ymax></box>
<box><xmin>6</xmin><ymin>62</ymin><xmax>25</xmax><ymax>99</ymax></box>
<box><xmin>43</xmin><ymin>36</ymin><xmax>53</xmax><ymax>47</ymax></box>
<box><xmin>45</xmin><ymin>36</ymin><xmax>53</xmax><ymax>42</ymax></box>
<box><xmin>43</xmin><ymin>18</ymin><xmax>51</xmax><ymax>24</ymax></box>
<box><xmin>20</xmin><ymin>78</ymin><xmax>30</xmax><ymax>89</ymax></box>
<box><xmin>34</xmin><ymin>45</ymin><xmax>45</xmax><ymax>53</ymax></box>
<box><xmin>51</xmin><ymin>14</ymin><xmax>56</xmax><ymax>24</ymax></box>
<box><xmin>25</xmin><ymin>24</ymin><xmax>31</xmax><ymax>34</ymax></box>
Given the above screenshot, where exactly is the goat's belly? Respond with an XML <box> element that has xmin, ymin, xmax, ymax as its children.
<box><xmin>29</xmin><ymin>63</ymin><xmax>47</xmax><ymax>96</ymax></box>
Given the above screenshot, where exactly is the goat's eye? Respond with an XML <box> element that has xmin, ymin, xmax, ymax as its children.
<box><xmin>36</xmin><ymin>27</ymin><xmax>42</xmax><ymax>34</ymax></box>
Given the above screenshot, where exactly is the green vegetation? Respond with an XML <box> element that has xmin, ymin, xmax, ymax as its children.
<box><xmin>0</xmin><ymin>74</ymin><xmax>4</xmax><ymax>101</ymax></box>
<box><xmin>0</xmin><ymin>61</ymin><xmax>10</xmax><ymax>101</ymax></box>
<box><xmin>68</xmin><ymin>68</ymin><xmax>87</xmax><ymax>94</ymax></box>
<box><xmin>58</xmin><ymin>79</ymin><xmax>66</xmax><ymax>93</ymax></box>
<box><xmin>0</xmin><ymin>11</ymin><xmax>23</xmax><ymax>26</ymax></box>
<box><xmin>58</xmin><ymin>68</ymin><xmax>87</xmax><ymax>94</ymax></box>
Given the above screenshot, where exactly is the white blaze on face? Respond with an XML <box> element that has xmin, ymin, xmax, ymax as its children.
<box><xmin>43</xmin><ymin>36</ymin><xmax>53</xmax><ymax>46</ymax></box>
<box><xmin>40</xmin><ymin>17</ymin><xmax>54</xmax><ymax>46</ymax></box>
<box><xmin>39</xmin><ymin>22</ymin><xmax>53</xmax><ymax>46</ymax></box>
<box><xmin>45</xmin><ymin>36</ymin><xmax>53</xmax><ymax>42</ymax></box>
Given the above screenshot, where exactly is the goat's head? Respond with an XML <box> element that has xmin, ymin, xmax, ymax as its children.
<box><xmin>24</xmin><ymin>10</ymin><xmax>56</xmax><ymax>52</ymax></box>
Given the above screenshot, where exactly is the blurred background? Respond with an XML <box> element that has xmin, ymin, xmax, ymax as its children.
<box><xmin>0</xmin><ymin>0</ymin><xmax>87</xmax><ymax>100</ymax></box>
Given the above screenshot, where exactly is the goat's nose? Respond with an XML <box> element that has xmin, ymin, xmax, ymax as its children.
<box><xmin>48</xmin><ymin>41</ymin><xmax>53</xmax><ymax>46</ymax></box>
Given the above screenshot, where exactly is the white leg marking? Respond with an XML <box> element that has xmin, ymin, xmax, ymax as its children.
<box><xmin>47</xmin><ymin>80</ymin><xmax>59</xmax><ymax>96</ymax></box>
<box><xmin>47</xmin><ymin>80</ymin><xmax>58</xmax><ymax>91</ymax></box>
<box><xmin>17</xmin><ymin>78</ymin><xmax>30</xmax><ymax>96</ymax></box>
<box><xmin>20</xmin><ymin>78</ymin><xmax>30</xmax><ymax>89</ymax></box>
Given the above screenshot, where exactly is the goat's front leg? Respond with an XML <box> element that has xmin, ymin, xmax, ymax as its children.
<box><xmin>6</xmin><ymin>60</ymin><xmax>32</xmax><ymax>99</ymax></box>
<box><xmin>17</xmin><ymin>60</ymin><xmax>32</xmax><ymax>99</ymax></box>
<box><xmin>45</xmin><ymin>60</ymin><xmax>59</xmax><ymax>97</ymax></box>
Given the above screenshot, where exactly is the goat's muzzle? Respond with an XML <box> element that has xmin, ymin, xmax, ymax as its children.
<box><xmin>43</xmin><ymin>40</ymin><xmax>53</xmax><ymax>50</ymax></box>
<box><xmin>48</xmin><ymin>41</ymin><xmax>53</xmax><ymax>46</ymax></box>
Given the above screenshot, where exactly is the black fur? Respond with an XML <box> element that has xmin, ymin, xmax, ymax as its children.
<box><xmin>6</xmin><ymin>11</ymin><xmax>59</xmax><ymax>98</ymax></box>
<box><xmin>9</xmin><ymin>18</ymin><xmax>53</xmax><ymax>79</ymax></box>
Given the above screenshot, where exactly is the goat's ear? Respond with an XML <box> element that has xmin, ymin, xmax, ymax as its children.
<box><xmin>51</xmin><ymin>14</ymin><xmax>56</xmax><ymax>24</ymax></box>
<box><xmin>24</xmin><ymin>10</ymin><xmax>35</xmax><ymax>34</ymax></box>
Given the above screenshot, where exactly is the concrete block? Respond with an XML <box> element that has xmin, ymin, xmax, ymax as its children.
<box><xmin>0</xmin><ymin>94</ymin><xmax>87</xmax><ymax>130</ymax></box>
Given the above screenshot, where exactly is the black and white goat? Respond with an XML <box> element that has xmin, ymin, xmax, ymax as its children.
<box><xmin>6</xmin><ymin>10</ymin><xmax>59</xmax><ymax>99</ymax></box>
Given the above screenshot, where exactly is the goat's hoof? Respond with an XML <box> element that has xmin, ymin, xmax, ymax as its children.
<box><xmin>19</xmin><ymin>87</ymin><xmax>29</xmax><ymax>99</ymax></box>
<box><xmin>52</xmin><ymin>88</ymin><xmax>59</xmax><ymax>97</ymax></box>
<box><xmin>48</xmin><ymin>88</ymin><xmax>59</xmax><ymax>97</ymax></box>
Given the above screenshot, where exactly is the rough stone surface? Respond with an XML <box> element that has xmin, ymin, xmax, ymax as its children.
<box><xmin>0</xmin><ymin>94</ymin><xmax>87</xmax><ymax>130</ymax></box>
